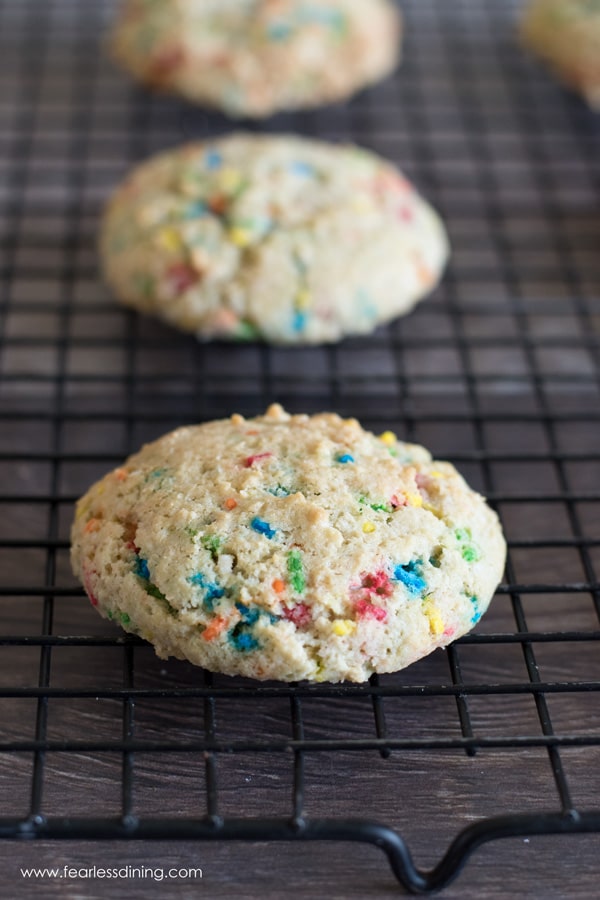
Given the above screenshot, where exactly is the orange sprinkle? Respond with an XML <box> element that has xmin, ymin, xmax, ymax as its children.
<box><xmin>415</xmin><ymin>254</ymin><xmax>434</xmax><ymax>286</ymax></box>
<box><xmin>84</xmin><ymin>518</ymin><xmax>100</xmax><ymax>534</ymax></box>
<box><xmin>272</xmin><ymin>579</ymin><xmax>285</xmax><ymax>594</ymax></box>
<box><xmin>202</xmin><ymin>616</ymin><xmax>228</xmax><ymax>642</ymax></box>
<box><xmin>224</xmin><ymin>498</ymin><xmax>237</xmax><ymax>510</ymax></box>
<box><xmin>114</xmin><ymin>468</ymin><xmax>128</xmax><ymax>481</ymax></box>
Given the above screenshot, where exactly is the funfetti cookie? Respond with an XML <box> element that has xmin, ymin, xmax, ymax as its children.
<box><xmin>110</xmin><ymin>0</ymin><xmax>401</xmax><ymax>118</ymax></box>
<box><xmin>521</xmin><ymin>0</ymin><xmax>600</xmax><ymax>108</ymax></box>
<box><xmin>71</xmin><ymin>405</ymin><xmax>506</xmax><ymax>683</ymax></box>
<box><xmin>100</xmin><ymin>134</ymin><xmax>449</xmax><ymax>345</ymax></box>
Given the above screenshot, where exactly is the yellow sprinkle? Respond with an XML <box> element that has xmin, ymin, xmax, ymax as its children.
<box><xmin>75</xmin><ymin>501</ymin><xmax>89</xmax><ymax>522</ymax></box>
<box><xmin>379</xmin><ymin>431</ymin><xmax>396</xmax><ymax>446</ymax></box>
<box><xmin>228</xmin><ymin>227</ymin><xmax>253</xmax><ymax>248</ymax></box>
<box><xmin>295</xmin><ymin>288</ymin><xmax>312</xmax><ymax>310</ymax></box>
<box><xmin>332</xmin><ymin>619</ymin><xmax>356</xmax><ymax>637</ymax></box>
<box><xmin>362</xmin><ymin>521</ymin><xmax>376</xmax><ymax>534</ymax></box>
<box><xmin>155</xmin><ymin>227</ymin><xmax>182</xmax><ymax>253</ymax></box>
<box><xmin>406</xmin><ymin>493</ymin><xmax>423</xmax><ymax>508</ymax></box>
<box><xmin>218</xmin><ymin>167</ymin><xmax>243</xmax><ymax>193</ymax></box>
<box><xmin>351</xmin><ymin>194</ymin><xmax>373</xmax><ymax>214</ymax></box>
<box><xmin>430</xmin><ymin>470</ymin><xmax>444</xmax><ymax>478</ymax></box>
<box><xmin>425</xmin><ymin>606</ymin><xmax>445</xmax><ymax>636</ymax></box>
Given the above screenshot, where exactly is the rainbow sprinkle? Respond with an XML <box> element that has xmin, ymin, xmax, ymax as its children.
<box><xmin>188</xmin><ymin>572</ymin><xmax>225</xmax><ymax>611</ymax></box>
<box><xmin>251</xmin><ymin>517</ymin><xmax>277</xmax><ymax>539</ymax></box>
<box><xmin>283</xmin><ymin>602</ymin><xmax>311</xmax><ymax>627</ymax></box>
<box><xmin>134</xmin><ymin>557</ymin><xmax>150</xmax><ymax>580</ymax></box>
<box><xmin>393</xmin><ymin>560</ymin><xmax>426</xmax><ymax>598</ymax></box>
<box><xmin>355</xmin><ymin>599</ymin><xmax>387</xmax><ymax>622</ymax></box>
<box><xmin>456</xmin><ymin>528</ymin><xmax>481</xmax><ymax>563</ymax></box>
<box><xmin>244</xmin><ymin>452</ymin><xmax>273</xmax><ymax>468</ymax></box>
<box><xmin>287</xmin><ymin>550</ymin><xmax>305</xmax><ymax>594</ymax></box>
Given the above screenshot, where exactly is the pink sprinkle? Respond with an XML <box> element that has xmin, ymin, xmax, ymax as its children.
<box><xmin>83</xmin><ymin>569</ymin><xmax>98</xmax><ymax>607</ymax></box>
<box><xmin>444</xmin><ymin>626</ymin><xmax>456</xmax><ymax>638</ymax></box>
<box><xmin>166</xmin><ymin>263</ymin><xmax>199</xmax><ymax>294</ymax></box>
<box><xmin>391</xmin><ymin>494</ymin><xmax>406</xmax><ymax>509</ymax></box>
<box><xmin>355</xmin><ymin>599</ymin><xmax>387</xmax><ymax>622</ymax></box>
<box><xmin>360</xmin><ymin>570</ymin><xmax>393</xmax><ymax>598</ymax></box>
<box><xmin>415</xmin><ymin>474</ymin><xmax>429</xmax><ymax>489</ymax></box>
<box><xmin>283</xmin><ymin>603</ymin><xmax>311</xmax><ymax>628</ymax></box>
<box><xmin>244</xmin><ymin>452</ymin><xmax>273</xmax><ymax>468</ymax></box>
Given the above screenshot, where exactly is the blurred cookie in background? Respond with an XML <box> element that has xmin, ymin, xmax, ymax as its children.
<box><xmin>110</xmin><ymin>0</ymin><xmax>402</xmax><ymax>118</ymax></box>
<box><xmin>100</xmin><ymin>133</ymin><xmax>449</xmax><ymax>345</ymax></box>
<box><xmin>521</xmin><ymin>0</ymin><xmax>600</xmax><ymax>108</ymax></box>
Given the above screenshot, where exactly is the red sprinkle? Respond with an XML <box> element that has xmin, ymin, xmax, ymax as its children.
<box><xmin>244</xmin><ymin>452</ymin><xmax>273</xmax><ymax>468</ymax></box>
<box><xmin>283</xmin><ymin>603</ymin><xmax>311</xmax><ymax>628</ymax></box>
<box><xmin>150</xmin><ymin>46</ymin><xmax>185</xmax><ymax>81</ymax></box>
<box><xmin>355</xmin><ymin>599</ymin><xmax>387</xmax><ymax>622</ymax></box>
<box><xmin>360</xmin><ymin>570</ymin><xmax>394</xmax><ymax>598</ymax></box>
<box><xmin>166</xmin><ymin>263</ymin><xmax>200</xmax><ymax>294</ymax></box>
<box><xmin>83</xmin><ymin>569</ymin><xmax>98</xmax><ymax>607</ymax></box>
<box><xmin>209</xmin><ymin>195</ymin><xmax>228</xmax><ymax>215</ymax></box>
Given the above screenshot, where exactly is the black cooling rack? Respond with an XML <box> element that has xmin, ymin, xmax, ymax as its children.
<box><xmin>1</xmin><ymin>0</ymin><xmax>599</xmax><ymax>895</ymax></box>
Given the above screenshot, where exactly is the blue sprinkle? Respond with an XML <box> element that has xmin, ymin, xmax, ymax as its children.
<box><xmin>336</xmin><ymin>453</ymin><xmax>355</xmax><ymax>464</ymax></box>
<box><xmin>470</xmin><ymin>596</ymin><xmax>481</xmax><ymax>624</ymax></box>
<box><xmin>188</xmin><ymin>572</ymin><xmax>206</xmax><ymax>586</ymax></box>
<box><xmin>205</xmin><ymin>150</ymin><xmax>223</xmax><ymax>170</ymax></box>
<box><xmin>267</xmin><ymin>484</ymin><xmax>291</xmax><ymax>497</ymax></box>
<box><xmin>268</xmin><ymin>21</ymin><xmax>293</xmax><ymax>40</ymax></box>
<box><xmin>148</xmin><ymin>467</ymin><xmax>167</xmax><ymax>480</ymax></box>
<box><xmin>134</xmin><ymin>557</ymin><xmax>150</xmax><ymax>580</ymax></box>
<box><xmin>393</xmin><ymin>560</ymin><xmax>427</xmax><ymax>598</ymax></box>
<box><xmin>250</xmin><ymin>517</ymin><xmax>277</xmax><ymax>539</ymax></box>
<box><xmin>292</xmin><ymin>311</ymin><xmax>307</xmax><ymax>332</ymax></box>
<box><xmin>235</xmin><ymin>602</ymin><xmax>260</xmax><ymax>626</ymax></box>
<box><xmin>289</xmin><ymin>160</ymin><xmax>315</xmax><ymax>177</ymax></box>
<box><xmin>229</xmin><ymin>631</ymin><xmax>260</xmax><ymax>652</ymax></box>
<box><xmin>188</xmin><ymin>572</ymin><xmax>225</xmax><ymax>611</ymax></box>
<box><xmin>184</xmin><ymin>200</ymin><xmax>208</xmax><ymax>220</ymax></box>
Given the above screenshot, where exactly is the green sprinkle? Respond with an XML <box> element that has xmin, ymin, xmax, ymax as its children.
<box><xmin>185</xmin><ymin>526</ymin><xmax>199</xmax><ymax>540</ymax></box>
<box><xmin>235</xmin><ymin>319</ymin><xmax>261</xmax><ymax>341</ymax></box>
<box><xmin>462</xmin><ymin>546</ymin><xmax>481</xmax><ymax>563</ymax></box>
<box><xmin>455</xmin><ymin>528</ymin><xmax>473</xmax><ymax>543</ymax></box>
<box><xmin>287</xmin><ymin>550</ymin><xmax>306</xmax><ymax>595</ymax></box>
<box><xmin>429</xmin><ymin>547</ymin><xmax>443</xmax><ymax>569</ymax></box>
<box><xmin>133</xmin><ymin>272</ymin><xmax>155</xmax><ymax>299</ymax></box>
<box><xmin>120</xmin><ymin>612</ymin><xmax>131</xmax><ymax>626</ymax></box>
<box><xmin>359</xmin><ymin>495</ymin><xmax>393</xmax><ymax>514</ymax></box>
<box><xmin>146</xmin><ymin>582</ymin><xmax>167</xmax><ymax>602</ymax></box>
<box><xmin>201</xmin><ymin>533</ymin><xmax>221</xmax><ymax>558</ymax></box>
